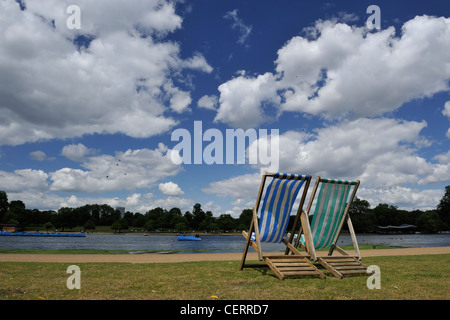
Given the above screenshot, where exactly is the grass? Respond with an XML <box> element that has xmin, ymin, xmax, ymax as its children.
<box><xmin>0</xmin><ymin>254</ymin><xmax>449</xmax><ymax>300</ymax></box>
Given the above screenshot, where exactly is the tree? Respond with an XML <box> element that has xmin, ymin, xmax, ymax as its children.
<box><xmin>237</xmin><ymin>209</ymin><xmax>253</xmax><ymax>231</ymax></box>
<box><xmin>132</xmin><ymin>213</ymin><xmax>146</xmax><ymax>228</ymax></box>
<box><xmin>192</xmin><ymin>203</ymin><xmax>206</xmax><ymax>229</ymax></box>
<box><xmin>175</xmin><ymin>222</ymin><xmax>187</xmax><ymax>232</ymax></box>
<box><xmin>56</xmin><ymin>207</ymin><xmax>76</xmax><ymax>231</ymax></box>
<box><xmin>349</xmin><ymin>197</ymin><xmax>370</xmax><ymax>215</ymax></box>
<box><xmin>437</xmin><ymin>185</ymin><xmax>450</xmax><ymax>230</ymax></box>
<box><xmin>184</xmin><ymin>211</ymin><xmax>193</xmax><ymax>229</ymax></box>
<box><xmin>111</xmin><ymin>220</ymin><xmax>121</xmax><ymax>233</ymax></box>
<box><xmin>83</xmin><ymin>219</ymin><xmax>96</xmax><ymax>232</ymax></box>
<box><xmin>111</xmin><ymin>219</ymin><xmax>128</xmax><ymax>233</ymax></box>
<box><xmin>349</xmin><ymin>198</ymin><xmax>376</xmax><ymax>233</ymax></box>
<box><xmin>217</xmin><ymin>214</ymin><xmax>236</xmax><ymax>231</ymax></box>
<box><xmin>417</xmin><ymin>211</ymin><xmax>440</xmax><ymax>233</ymax></box>
<box><xmin>199</xmin><ymin>211</ymin><xmax>217</xmax><ymax>232</ymax></box>
<box><xmin>0</xmin><ymin>191</ymin><xmax>8</xmax><ymax>223</ymax></box>
<box><xmin>43</xmin><ymin>221</ymin><xmax>54</xmax><ymax>232</ymax></box>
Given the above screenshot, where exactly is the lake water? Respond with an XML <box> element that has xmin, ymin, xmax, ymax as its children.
<box><xmin>0</xmin><ymin>233</ymin><xmax>449</xmax><ymax>254</ymax></box>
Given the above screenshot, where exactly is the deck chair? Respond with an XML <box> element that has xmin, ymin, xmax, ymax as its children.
<box><xmin>296</xmin><ymin>177</ymin><xmax>369</xmax><ymax>279</ymax></box>
<box><xmin>240</xmin><ymin>172</ymin><xmax>325</xmax><ymax>280</ymax></box>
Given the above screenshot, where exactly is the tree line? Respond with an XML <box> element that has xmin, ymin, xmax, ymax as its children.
<box><xmin>0</xmin><ymin>185</ymin><xmax>449</xmax><ymax>234</ymax></box>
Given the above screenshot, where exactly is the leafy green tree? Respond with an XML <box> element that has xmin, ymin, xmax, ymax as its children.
<box><xmin>349</xmin><ymin>198</ymin><xmax>376</xmax><ymax>232</ymax></box>
<box><xmin>132</xmin><ymin>213</ymin><xmax>146</xmax><ymax>228</ymax></box>
<box><xmin>111</xmin><ymin>219</ymin><xmax>128</xmax><ymax>233</ymax></box>
<box><xmin>199</xmin><ymin>211</ymin><xmax>217</xmax><ymax>232</ymax></box>
<box><xmin>7</xmin><ymin>200</ymin><xmax>27</xmax><ymax>225</ymax></box>
<box><xmin>237</xmin><ymin>209</ymin><xmax>253</xmax><ymax>231</ymax></box>
<box><xmin>43</xmin><ymin>221</ymin><xmax>54</xmax><ymax>232</ymax></box>
<box><xmin>417</xmin><ymin>211</ymin><xmax>440</xmax><ymax>233</ymax></box>
<box><xmin>56</xmin><ymin>207</ymin><xmax>77</xmax><ymax>231</ymax></box>
<box><xmin>217</xmin><ymin>214</ymin><xmax>236</xmax><ymax>231</ymax></box>
<box><xmin>192</xmin><ymin>203</ymin><xmax>206</xmax><ymax>229</ymax></box>
<box><xmin>184</xmin><ymin>211</ymin><xmax>193</xmax><ymax>229</ymax></box>
<box><xmin>437</xmin><ymin>185</ymin><xmax>450</xmax><ymax>230</ymax></box>
<box><xmin>175</xmin><ymin>222</ymin><xmax>187</xmax><ymax>232</ymax></box>
<box><xmin>111</xmin><ymin>220</ymin><xmax>121</xmax><ymax>233</ymax></box>
<box><xmin>83</xmin><ymin>219</ymin><xmax>96</xmax><ymax>231</ymax></box>
<box><xmin>0</xmin><ymin>191</ymin><xmax>8</xmax><ymax>223</ymax></box>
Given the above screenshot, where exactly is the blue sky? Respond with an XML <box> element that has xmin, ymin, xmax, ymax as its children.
<box><xmin>0</xmin><ymin>0</ymin><xmax>449</xmax><ymax>217</ymax></box>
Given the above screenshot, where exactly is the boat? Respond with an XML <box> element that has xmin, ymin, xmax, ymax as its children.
<box><xmin>177</xmin><ymin>234</ymin><xmax>201</xmax><ymax>241</ymax></box>
<box><xmin>0</xmin><ymin>231</ymin><xmax>85</xmax><ymax>237</ymax></box>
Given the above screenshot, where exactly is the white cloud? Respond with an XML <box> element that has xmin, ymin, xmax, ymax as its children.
<box><xmin>61</xmin><ymin>143</ymin><xmax>96</xmax><ymax>162</ymax></box>
<box><xmin>131</xmin><ymin>192</ymin><xmax>193</xmax><ymax>213</ymax></box>
<box><xmin>203</xmin><ymin>117</ymin><xmax>449</xmax><ymax>210</ymax></box>
<box><xmin>224</xmin><ymin>9</ymin><xmax>252</xmax><ymax>45</ymax></box>
<box><xmin>25</xmin><ymin>0</ymin><xmax>183</xmax><ymax>38</ymax></box>
<box><xmin>214</xmin><ymin>15</ymin><xmax>450</xmax><ymax>127</ymax></box>
<box><xmin>29</xmin><ymin>150</ymin><xmax>47</xmax><ymax>161</ymax></box>
<box><xmin>0</xmin><ymin>169</ymin><xmax>48</xmax><ymax>193</ymax></box>
<box><xmin>158</xmin><ymin>182</ymin><xmax>184</xmax><ymax>196</ymax></box>
<box><xmin>274</xmin><ymin>118</ymin><xmax>437</xmax><ymax>187</ymax></box>
<box><xmin>443</xmin><ymin>101</ymin><xmax>450</xmax><ymax>138</ymax></box>
<box><xmin>50</xmin><ymin>143</ymin><xmax>181</xmax><ymax>193</ymax></box>
<box><xmin>358</xmin><ymin>187</ymin><xmax>444</xmax><ymax>211</ymax></box>
<box><xmin>197</xmin><ymin>95</ymin><xmax>218</xmax><ymax>110</ymax></box>
<box><xmin>214</xmin><ymin>72</ymin><xmax>280</xmax><ymax>128</ymax></box>
<box><xmin>0</xmin><ymin>0</ymin><xmax>212</xmax><ymax>146</ymax></box>
<box><xmin>278</xmin><ymin>15</ymin><xmax>450</xmax><ymax>118</ymax></box>
<box><xmin>443</xmin><ymin>101</ymin><xmax>450</xmax><ymax>118</ymax></box>
<box><xmin>203</xmin><ymin>173</ymin><xmax>261</xmax><ymax>199</ymax></box>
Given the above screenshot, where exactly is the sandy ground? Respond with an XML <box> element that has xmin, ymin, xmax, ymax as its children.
<box><xmin>0</xmin><ymin>246</ymin><xmax>449</xmax><ymax>264</ymax></box>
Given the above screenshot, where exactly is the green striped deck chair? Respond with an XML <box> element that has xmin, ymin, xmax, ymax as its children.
<box><xmin>297</xmin><ymin>177</ymin><xmax>369</xmax><ymax>278</ymax></box>
<box><xmin>240</xmin><ymin>172</ymin><xmax>325</xmax><ymax>280</ymax></box>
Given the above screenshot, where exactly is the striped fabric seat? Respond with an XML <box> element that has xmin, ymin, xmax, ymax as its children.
<box><xmin>305</xmin><ymin>179</ymin><xmax>357</xmax><ymax>249</ymax></box>
<box><xmin>258</xmin><ymin>173</ymin><xmax>308</xmax><ymax>243</ymax></box>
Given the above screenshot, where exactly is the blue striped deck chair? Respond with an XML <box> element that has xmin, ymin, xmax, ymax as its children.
<box><xmin>297</xmin><ymin>177</ymin><xmax>369</xmax><ymax>278</ymax></box>
<box><xmin>240</xmin><ymin>172</ymin><xmax>325</xmax><ymax>280</ymax></box>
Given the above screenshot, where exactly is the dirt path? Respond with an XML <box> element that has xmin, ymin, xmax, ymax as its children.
<box><xmin>0</xmin><ymin>246</ymin><xmax>449</xmax><ymax>264</ymax></box>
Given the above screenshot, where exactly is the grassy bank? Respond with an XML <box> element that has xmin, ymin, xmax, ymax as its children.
<box><xmin>0</xmin><ymin>254</ymin><xmax>448</xmax><ymax>300</ymax></box>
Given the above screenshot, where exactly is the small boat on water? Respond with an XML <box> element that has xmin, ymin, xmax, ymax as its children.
<box><xmin>177</xmin><ymin>234</ymin><xmax>201</xmax><ymax>241</ymax></box>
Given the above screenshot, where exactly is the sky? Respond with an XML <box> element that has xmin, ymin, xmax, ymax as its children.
<box><xmin>0</xmin><ymin>0</ymin><xmax>449</xmax><ymax>218</ymax></box>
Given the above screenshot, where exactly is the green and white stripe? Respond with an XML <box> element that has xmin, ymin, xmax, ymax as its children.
<box><xmin>309</xmin><ymin>179</ymin><xmax>355</xmax><ymax>249</ymax></box>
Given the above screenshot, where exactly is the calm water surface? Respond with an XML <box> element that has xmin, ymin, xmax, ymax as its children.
<box><xmin>1</xmin><ymin>233</ymin><xmax>449</xmax><ymax>254</ymax></box>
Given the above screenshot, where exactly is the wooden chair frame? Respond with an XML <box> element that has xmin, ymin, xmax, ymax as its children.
<box><xmin>240</xmin><ymin>172</ymin><xmax>325</xmax><ymax>280</ymax></box>
<box><xmin>294</xmin><ymin>177</ymin><xmax>369</xmax><ymax>279</ymax></box>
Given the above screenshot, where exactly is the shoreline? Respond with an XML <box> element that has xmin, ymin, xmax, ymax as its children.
<box><xmin>0</xmin><ymin>246</ymin><xmax>449</xmax><ymax>264</ymax></box>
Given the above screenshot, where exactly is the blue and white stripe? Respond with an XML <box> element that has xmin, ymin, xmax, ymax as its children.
<box><xmin>258</xmin><ymin>173</ymin><xmax>308</xmax><ymax>243</ymax></box>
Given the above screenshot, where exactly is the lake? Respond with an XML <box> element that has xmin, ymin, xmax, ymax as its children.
<box><xmin>0</xmin><ymin>233</ymin><xmax>449</xmax><ymax>254</ymax></box>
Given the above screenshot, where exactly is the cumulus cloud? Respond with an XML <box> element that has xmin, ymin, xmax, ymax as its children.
<box><xmin>203</xmin><ymin>173</ymin><xmax>261</xmax><ymax>199</ymax></box>
<box><xmin>197</xmin><ymin>95</ymin><xmax>218</xmax><ymax>110</ymax></box>
<box><xmin>0</xmin><ymin>0</ymin><xmax>212</xmax><ymax>146</ymax></box>
<box><xmin>277</xmin><ymin>16</ymin><xmax>450</xmax><ymax>118</ymax></box>
<box><xmin>443</xmin><ymin>101</ymin><xmax>450</xmax><ymax>138</ymax></box>
<box><xmin>61</xmin><ymin>143</ymin><xmax>96</xmax><ymax>162</ymax></box>
<box><xmin>29</xmin><ymin>150</ymin><xmax>47</xmax><ymax>161</ymax></box>
<box><xmin>0</xmin><ymin>169</ymin><xmax>49</xmax><ymax>193</ymax></box>
<box><xmin>214</xmin><ymin>15</ymin><xmax>450</xmax><ymax>127</ymax></box>
<box><xmin>50</xmin><ymin>143</ymin><xmax>181</xmax><ymax>193</ymax></box>
<box><xmin>214</xmin><ymin>72</ymin><xmax>280</xmax><ymax>128</ymax></box>
<box><xmin>158</xmin><ymin>181</ymin><xmax>184</xmax><ymax>196</ymax></box>
<box><xmin>358</xmin><ymin>187</ymin><xmax>444</xmax><ymax>211</ymax></box>
<box><xmin>204</xmin><ymin>117</ymin><xmax>449</xmax><ymax>210</ymax></box>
